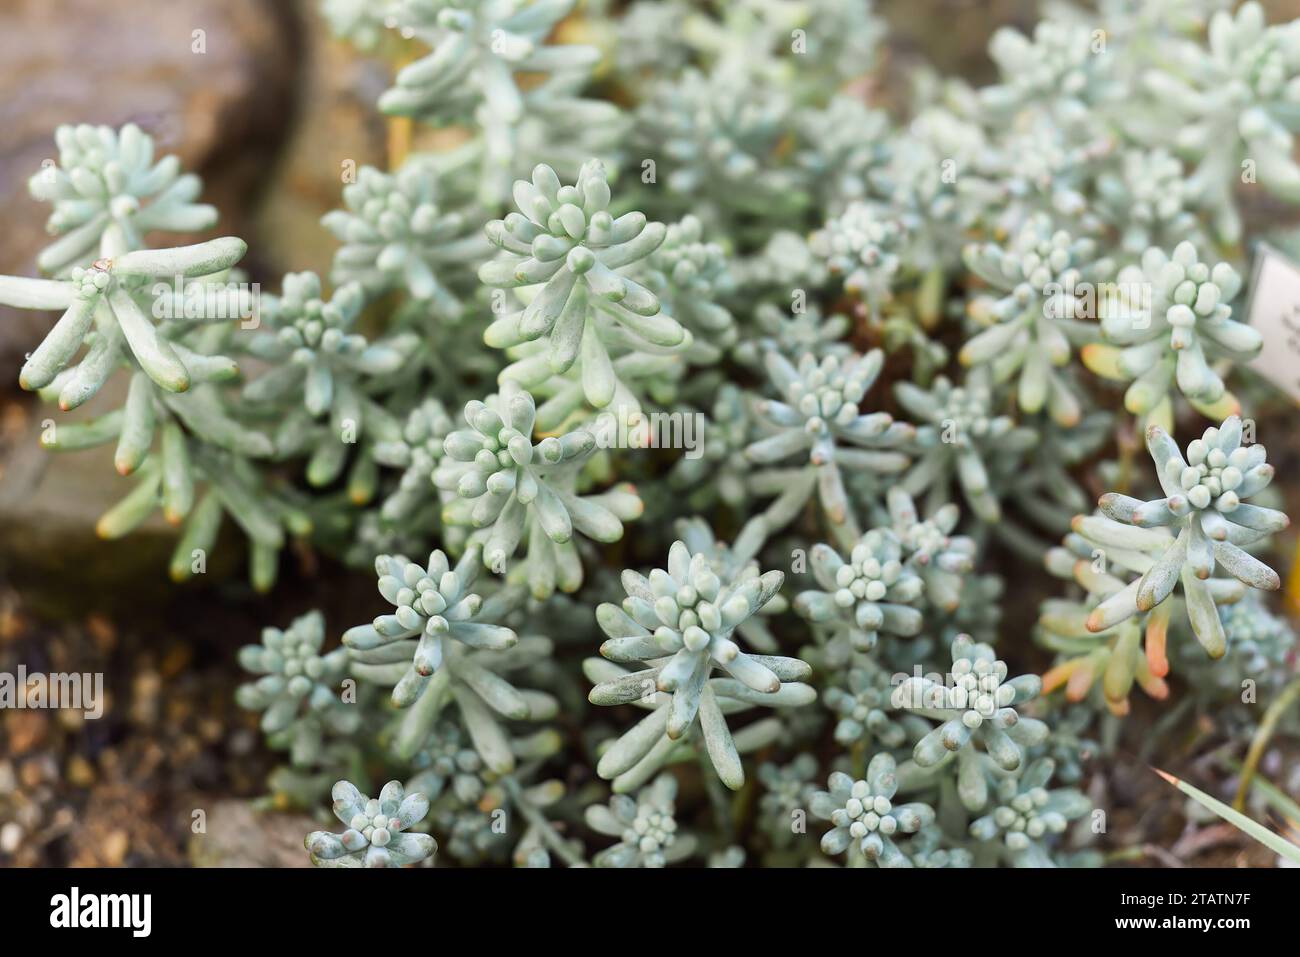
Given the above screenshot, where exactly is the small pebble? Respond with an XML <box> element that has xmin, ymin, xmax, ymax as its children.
<box><xmin>66</xmin><ymin>755</ymin><xmax>96</xmax><ymax>788</ymax></box>
<box><xmin>0</xmin><ymin>822</ymin><xmax>23</xmax><ymax>854</ymax></box>
<box><xmin>102</xmin><ymin>829</ymin><xmax>130</xmax><ymax>866</ymax></box>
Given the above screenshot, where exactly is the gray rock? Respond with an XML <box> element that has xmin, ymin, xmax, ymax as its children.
<box><xmin>188</xmin><ymin>799</ymin><xmax>317</xmax><ymax>868</ymax></box>
<box><xmin>0</xmin><ymin>0</ymin><xmax>302</xmax><ymax>366</ymax></box>
<box><xmin>0</xmin><ymin>383</ymin><xmax>239</xmax><ymax>614</ymax></box>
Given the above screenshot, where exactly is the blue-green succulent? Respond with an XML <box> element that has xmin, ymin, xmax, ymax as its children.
<box><xmin>27</xmin><ymin>123</ymin><xmax>219</xmax><ymax>275</ymax></box>
<box><xmin>794</xmin><ymin>530</ymin><xmax>925</xmax><ymax>658</ymax></box>
<box><xmin>236</xmin><ymin>610</ymin><xmax>360</xmax><ymax>767</ymax></box>
<box><xmin>812</xmin><ymin>754</ymin><xmax>936</xmax><ymax>866</ymax></box>
<box><xmin>1090</xmin><ymin>242</ymin><xmax>1258</xmax><ymax>427</ymax></box>
<box><xmin>480</xmin><ymin>160</ymin><xmax>689</xmax><ymax>409</ymax></box>
<box><xmin>12</xmin><ymin>0</ymin><xmax>1300</xmax><ymax>874</ymax></box>
<box><xmin>306</xmin><ymin>780</ymin><xmax>437</xmax><ymax>867</ymax></box>
<box><xmin>895</xmin><ymin>371</ymin><xmax>1037</xmax><ymax>523</ymax></box>
<box><xmin>969</xmin><ymin>758</ymin><xmax>1091</xmax><ymax>867</ymax></box>
<box><xmin>747</xmin><ymin>350</ymin><xmax>913</xmax><ymax>540</ymax></box>
<box><xmin>587</xmin><ymin>541</ymin><xmax>815</xmax><ymax>791</ymax></box>
<box><xmin>893</xmin><ymin>634</ymin><xmax>1047</xmax><ymax>771</ymax></box>
<box><xmin>1082</xmin><ymin>416</ymin><xmax>1286</xmax><ymax>657</ymax></box>
<box><xmin>322</xmin><ymin>159</ymin><xmax>487</xmax><ymax>311</ymax></box>
<box><xmin>433</xmin><ymin>383</ymin><xmax>642</xmax><ymax>595</ymax></box>
<box><xmin>961</xmin><ymin>214</ymin><xmax>1111</xmax><ymax>427</ymax></box>
<box><xmin>586</xmin><ymin>774</ymin><xmax>696</xmax><ymax>868</ymax></box>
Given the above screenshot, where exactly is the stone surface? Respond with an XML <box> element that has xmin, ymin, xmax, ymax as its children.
<box><xmin>251</xmin><ymin>5</ymin><xmax>391</xmax><ymax>277</ymax></box>
<box><xmin>876</xmin><ymin>0</ymin><xmax>1035</xmax><ymax>84</ymax></box>
<box><xmin>0</xmin><ymin>384</ymin><xmax>261</xmax><ymax>614</ymax></box>
<box><xmin>0</xmin><ymin>0</ymin><xmax>303</xmax><ymax>367</ymax></box>
<box><xmin>188</xmin><ymin>799</ymin><xmax>317</xmax><ymax>868</ymax></box>
<box><xmin>0</xmin><ymin>0</ymin><xmax>391</xmax><ymax>590</ymax></box>
<box><xmin>0</xmin><ymin>386</ymin><xmax>179</xmax><ymax>613</ymax></box>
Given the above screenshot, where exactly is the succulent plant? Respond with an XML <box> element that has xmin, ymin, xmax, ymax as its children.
<box><xmin>322</xmin><ymin>160</ymin><xmax>487</xmax><ymax>311</ymax></box>
<box><xmin>1033</xmin><ymin>704</ymin><xmax>1099</xmax><ymax>785</ymax></box>
<box><xmin>797</xmin><ymin>96</ymin><xmax>892</xmax><ymax>215</ymax></box>
<box><xmin>811</xmin><ymin>201</ymin><xmax>906</xmax><ymax>313</ymax></box>
<box><xmin>751</xmin><ymin>0</ymin><xmax>886</xmax><ymax>87</ymax></box>
<box><xmin>991</xmin><ymin>408</ymin><xmax>1112</xmax><ymax>555</ymax></box>
<box><xmin>934</xmin><ymin>572</ymin><xmax>1006</xmax><ymax>646</ymax></box>
<box><xmin>614</xmin><ymin>1</ymin><xmax>695</xmax><ymax>77</ymax></box>
<box><xmin>587</xmin><ymin>541</ymin><xmax>815</xmax><ymax>790</ymax></box>
<box><xmin>0</xmin><ymin>238</ymin><xmax>247</xmax><ymax>396</ymax></box>
<box><xmin>27</xmin><ymin>123</ymin><xmax>218</xmax><ymax>275</ymax></box>
<box><xmin>958</xmin><ymin>116</ymin><xmax>1110</xmax><ymax>238</ymax></box>
<box><xmin>1218</xmin><ymin>591</ymin><xmax>1298</xmax><ymax>677</ymax></box>
<box><xmin>667</xmin><ymin>384</ymin><xmax>752</xmax><ymax>509</ymax></box>
<box><xmin>733</xmin><ymin>303</ymin><xmax>853</xmax><ymax>369</ymax></box>
<box><xmin>245</xmin><ymin>272</ymin><xmax>417</xmax><ymax>421</ymax></box>
<box><xmin>673</xmin><ymin>517</ymin><xmax>788</xmax><ymax>654</ymax></box>
<box><xmin>1038</xmin><ymin>596</ymin><xmax>1168</xmax><ymax>717</ymax></box>
<box><xmin>1141</xmin><ymin>1</ymin><xmax>1300</xmax><ymax>242</ymax></box>
<box><xmin>746</xmin><ymin>350</ymin><xmax>913</xmax><ymax>540</ymax></box>
<box><xmin>812</xmin><ymin>754</ymin><xmax>936</xmax><ymax>866</ymax></box>
<box><xmin>478</xmin><ymin>71</ymin><xmax>632</xmax><ymax>203</ymax></box>
<box><xmin>906</xmin><ymin>825</ymin><xmax>975</xmax><ymax>869</ymax></box>
<box><xmin>1087</xmin><ymin>242</ymin><xmax>1257</xmax><ymax>428</ymax></box>
<box><xmin>677</xmin><ymin>0</ymin><xmax>884</xmax><ymax>92</ymax></box>
<box><xmin>341</xmin><ymin>546</ymin><xmax>566</xmax><ymax>771</ymax></box>
<box><xmin>424</xmin><ymin>761</ymin><xmax>573</xmax><ymax>867</ymax></box>
<box><xmin>794</xmin><ymin>530</ymin><xmax>925</xmax><ymax>658</ymax></box>
<box><xmin>342</xmin><ymin>546</ymin><xmax>518</xmax><ymax>703</ymax></box>
<box><xmin>406</xmin><ymin>718</ymin><xmax>488</xmax><ymax>804</ymax></box>
<box><xmin>969</xmin><ymin>758</ymin><xmax>1091</xmax><ymax>867</ymax></box>
<box><xmin>479</xmin><ymin>160</ymin><xmax>690</xmax><ymax>407</ymax></box>
<box><xmin>824</xmin><ymin>659</ymin><xmax>916</xmax><ymax>748</ymax></box>
<box><xmin>1080</xmin><ymin>416</ymin><xmax>1287</xmax><ymax>657</ymax></box>
<box><xmin>894</xmin><ymin>371</ymin><xmax>1037</xmax><ymax>523</ymax></box>
<box><xmin>733</xmin><ymin>231</ymin><xmax>831</xmax><ymax>301</ymax></box>
<box><xmin>885</xmin><ymin>487</ymin><xmax>977</xmax><ymax>612</ymax></box>
<box><xmin>372</xmin><ymin>398</ymin><xmax>456</xmax><ymax>523</ymax></box>
<box><xmin>236</xmin><ymin>611</ymin><xmax>360</xmax><ymax>767</ymax></box>
<box><xmin>961</xmin><ymin>214</ymin><xmax>1111</xmax><ymax>426</ymax></box>
<box><xmin>633</xmin><ymin>214</ymin><xmax>736</xmax><ymax>364</ymax></box>
<box><xmin>756</xmin><ymin>754</ymin><xmax>820</xmax><ymax>850</ymax></box>
<box><xmin>586</xmin><ymin>774</ymin><xmax>697</xmax><ymax>867</ymax></box>
<box><xmin>980</xmin><ymin>19</ymin><xmax>1118</xmax><ymax>121</ymax></box>
<box><xmin>893</xmin><ymin>635</ymin><xmax>1047</xmax><ymax>771</ymax></box>
<box><xmin>319</xmin><ymin>0</ymin><xmax>396</xmax><ymax>50</ymax></box>
<box><xmin>373</xmin><ymin>642</ymin><xmax>559</xmax><ymax>776</ymax></box>
<box><xmin>1096</xmin><ymin>148</ymin><xmax>1205</xmax><ymax>253</ymax></box>
<box><xmin>872</xmin><ymin>106</ymin><xmax>982</xmax><ymax>272</ymax></box>
<box><xmin>634</xmin><ymin>64</ymin><xmax>808</xmax><ymax>224</ymax></box>
<box><xmin>16</xmin><ymin>0</ymin><xmax>1300</xmax><ymax>874</ymax></box>
<box><xmin>433</xmin><ymin>383</ymin><xmax>641</xmax><ymax>595</ymax></box>
<box><xmin>377</xmin><ymin>0</ymin><xmax>600</xmax><ymax>135</ymax></box>
<box><xmin>1176</xmin><ymin>591</ymin><xmax>1298</xmax><ymax>704</ymax></box>
<box><xmin>305</xmin><ymin>780</ymin><xmax>437</xmax><ymax>867</ymax></box>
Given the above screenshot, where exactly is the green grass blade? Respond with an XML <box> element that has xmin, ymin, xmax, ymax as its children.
<box><xmin>1155</xmin><ymin>768</ymin><xmax>1300</xmax><ymax>865</ymax></box>
<box><xmin>1224</xmin><ymin>759</ymin><xmax>1300</xmax><ymax>829</ymax></box>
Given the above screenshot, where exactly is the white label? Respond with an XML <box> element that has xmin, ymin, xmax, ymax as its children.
<box><xmin>1244</xmin><ymin>243</ymin><xmax>1300</xmax><ymax>404</ymax></box>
